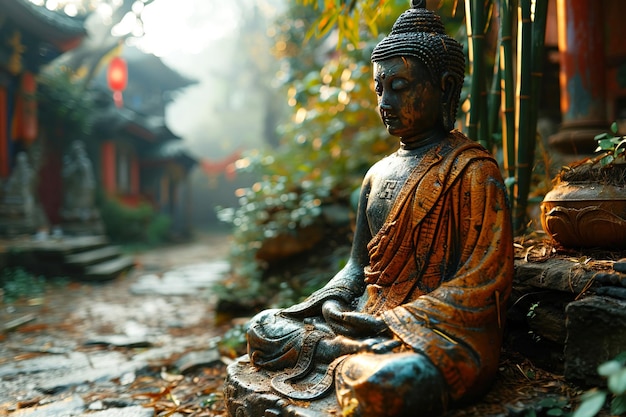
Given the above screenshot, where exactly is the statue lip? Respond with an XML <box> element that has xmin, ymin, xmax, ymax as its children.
<box><xmin>383</xmin><ymin>116</ymin><xmax>399</xmax><ymax>127</ymax></box>
<box><xmin>381</xmin><ymin>110</ymin><xmax>398</xmax><ymax>125</ymax></box>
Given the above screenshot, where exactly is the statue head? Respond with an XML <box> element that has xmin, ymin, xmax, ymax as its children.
<box><xmin>371</xmin><ymin>0</ymin><xmax>465</xmax><ymax>133</ymax></box>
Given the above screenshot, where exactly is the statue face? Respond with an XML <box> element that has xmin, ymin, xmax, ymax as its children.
<box><xmin>373</xmin><ymin>57</ymin><xmax>443</xmax><ymax>145</ymax></box>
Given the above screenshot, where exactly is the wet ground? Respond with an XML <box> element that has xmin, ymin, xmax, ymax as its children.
<box><xmin>1</xmin><ymin>230</ymin><xmax>237</xmax><ymax>417</ymax></box>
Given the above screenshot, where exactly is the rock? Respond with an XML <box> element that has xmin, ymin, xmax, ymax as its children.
<box><xmin>10</xmin><ymin>395</ymin><xmax>84</xmax><ymax>416</ymax></box>
<box><xmin>564</xmin><ymin>295</ymin><xmax>626</xmax><ymax>385</ymax></box>
<box><xmin>514</xmin><ymin>258</ymin><xmax>595</xmax><ymax>294</ymax></box>
<box><xmin>255</xmin><ymin>226</ymin><xmax>324</xmax><ymax>263</ymax></box>
<box><xmin>175</xmin><ymin>349</ymin><xmax>221</xmax><ymax>374</ymax></box>
<box><xmin>80</xmin><ymin>405</ymin><xmax>154</xmax><ymax>417</ymax></box>
<box><xmin>84</xmin><ymin>335</ymin><xmax>152</xmax><ymax>348</ymax></box>
<box><xmin>2</xmin><ymin>314</ymin><xmax>36</xmax><ymax>333</ymax></box>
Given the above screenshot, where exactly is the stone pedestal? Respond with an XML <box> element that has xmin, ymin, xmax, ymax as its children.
<box><xmin>0</xmin><ymin>196</ymin><xmax>39</xmax><ymax>236</ymax></box>
<box><xmin>224</xmin><ymin>356</ymin><xmax>339</xmax><ymax>417</ymax></box>
<box><xmin>60</xmin><ymin>208</ymin><xmax>104</xmax><ymax>236</ymax></box>
<box><xmin>564</xmin><ymin>295</ymin><xmax>626</xmax><ymax>386</ymax></box>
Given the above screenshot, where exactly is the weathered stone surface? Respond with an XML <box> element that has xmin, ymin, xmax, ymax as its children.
<box><xmin>0</xmin><ymin>351</ymin><xmax>145</xmax><ymax>402</ymax></box>
<box><xmin>175</xmin><ymin>349</ymin><xmax>221</xmax><ymax>374</ymax></box>
<box><xmin>564</xmin><ymin>295</ymin><xmax>626</xmax><ymax>385</ymax></box>
<box><xmin>224</xmin><ymin>356</ymin><xmax>339</xmax><ymax>417</ymax></box>
<box><xmin>81</xmin><ymin>405</ymin><xmax>154</xmax><ymax>417</ymax></box>
<box><xmin>10</xmin><ymin>395</ymin><xmax>85</xmax><ymax>417</ymax></box>
<box><xmin>526</xmin><ymin>297</ymin><xmax>568</xmax><ymax>345</ymax></box>
<box><xmin>514</xmin><ymin>258</ymin><xmax>595</xmax><ymax>294</ymax></box>
<box><xmin>130</xmin><ymin>261</ymin><xmax>228</xmax><ymax>296</ymax></box>
<box><xmin>84</xmin><ymin>335</ymin><xmax>152</xmax><ymax>348</ymax></box>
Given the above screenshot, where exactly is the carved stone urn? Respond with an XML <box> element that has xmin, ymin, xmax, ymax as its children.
<box><xmin>540</xmin><ymin>181</ymin><xmax>626</xmax><ymax>250</ymax></box>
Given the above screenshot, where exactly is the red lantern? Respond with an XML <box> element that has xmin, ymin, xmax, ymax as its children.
<box><xmin>107</xmin><ymin>56</ymin><xmax>127</xmax><ymax>107</ymax></box>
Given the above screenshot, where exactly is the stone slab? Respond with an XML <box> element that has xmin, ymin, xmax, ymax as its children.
<box><xmin>514</xmin><ymin>258</ymin><xmax>596</xmax><ymax>294</ymax></box>
<box><xmin>564</xmin><ymin>295</ymin><xmax>626</xmax><ymax>386</ymax></box>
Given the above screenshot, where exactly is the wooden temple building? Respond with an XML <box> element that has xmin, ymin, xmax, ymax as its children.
<box><xmin>0</xmin><ymin>0</ymin><xmax>197</xmax><ymax>241</ymax></box>
<box><xmin>0</xmin><ymin>1</ymin><xmax>198</xmax><ymax>278</ymax></box>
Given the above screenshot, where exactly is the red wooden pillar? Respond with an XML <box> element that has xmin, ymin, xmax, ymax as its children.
<box><xmin>101</xmin><ymin>141</ymin><xmax>116</xmax><ymax>194</ymax></box>
<box><xmin>0</xmin><ymin>87</ymin><xmax>8</xmax><ymax>178</ymax></box>
<box><xmin>130</xmin><ymin>155</ymin><xmax>139</xmax><ymax>194</ymax></box>
<box><xmin>550</xmin><ymin>0</ymin><xmax>608</xmax><ymax>154</ymax></box>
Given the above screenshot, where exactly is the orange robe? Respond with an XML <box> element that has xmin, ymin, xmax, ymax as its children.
<box><xmin>361</xmin><ymin>131</ymin><xmax>513</xmax><ymax>401</ymax></box>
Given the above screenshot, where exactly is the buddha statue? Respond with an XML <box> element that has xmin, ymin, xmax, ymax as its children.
<box><xmin>225</xmin><ymin>1</ymin><xmax>514</xmax><ymax>416</ymax></box>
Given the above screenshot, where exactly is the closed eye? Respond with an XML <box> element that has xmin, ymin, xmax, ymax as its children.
<box><xmin>391</xmin><ymin>78</ymin><xmax>409</xmax><ymax>91</ymax></box>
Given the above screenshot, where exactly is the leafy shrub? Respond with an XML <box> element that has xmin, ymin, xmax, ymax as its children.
<box><xmin>98</xmin><ymin>196</ymin><xmax>171</xmax><ymax>245</ymax></box>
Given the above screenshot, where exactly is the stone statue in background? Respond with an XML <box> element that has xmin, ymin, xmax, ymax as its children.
<box><xmin>225</xmin><ymin>1</ymin><xmax>514</xmax><ymax>416</ymax></box>
<box><xmin>62</xmin><ymin>140</ymin><xmax>96</xmax><ymax>220</ymax></box>
<box><xmin>2</xmin><ymin>152</ymin><xmax>35</xmax><ymax>211</ymax></box>
<box><xmin>61</xmin><ymin>140</ymin><xmax>103</xmax><ymax>235</ymax></box>
<box><xmin>0</xmin><ymin>152</ymin><xmax>46</xmax><ymax>236</ymax></box>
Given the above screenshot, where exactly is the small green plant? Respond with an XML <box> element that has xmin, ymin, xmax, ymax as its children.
<box><xmin>0</xmin><ymin>267</ymin><xmax>46</xmax><ymax>304</ymax></box>
<box><xmin>217</xmin><ymin>324</ymin><xmax>248</xmax><ymax>359</ymax></box>
<box><xmin>572</xmin><ymin>352</ymin><xmax>626</xmax><ymax>417</ymax></box>
<box><xmin>594</xmin><ymin>122</ymin><xmax>626</xmax><ymax>167</ymax></box>
<box><xmin>525</xmin><ymin>396</ymin><xmax>572</xmax><ymax>417</ymax></box>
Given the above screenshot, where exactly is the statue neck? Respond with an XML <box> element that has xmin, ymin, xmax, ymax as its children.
<box><xmin>399</xmin><ymin>129</ymin><xmax>447</xmax><ymax>150</ymax></box>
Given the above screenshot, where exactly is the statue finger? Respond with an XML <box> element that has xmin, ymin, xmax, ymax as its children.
<box><xmin>370</xmin><ymin>339</ymin><xmax>402</xmax><ymax>353</ymax></box>
<box><xmin>595</xmin><ymin>272</ymin><xmax>626</xmax><ymax>286</ymax></box>
<box><xmin>596</xmin><ymin>286</ymin><xmax>626</xmax><ymax>300</ymax></box>
<box><xmin>614</xmin><ymin>259</ymin><xmax>626</xmax><ymax>274</ymax></box>
<box><xmin>341</xmin><ymin>312</ymin><xmax>377</xmax><ymax>328</ymax></box>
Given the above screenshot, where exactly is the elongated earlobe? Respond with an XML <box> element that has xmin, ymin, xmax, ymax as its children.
<box><xmin>440</xmin><ymin>72</ymin><xmax>457</xmax><ymax>131</ymax></box>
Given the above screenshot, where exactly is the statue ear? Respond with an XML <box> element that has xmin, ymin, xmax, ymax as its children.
<box><xmin>440</xmin><ymin>72</ymin><xmax>457</xmax><ymax>131</ymax></box>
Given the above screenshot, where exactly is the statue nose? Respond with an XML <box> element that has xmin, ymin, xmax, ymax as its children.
<box><xmin>380</xmin><ymin>101</ymin><xmax>392</xmax><ymax>111</ymax></box>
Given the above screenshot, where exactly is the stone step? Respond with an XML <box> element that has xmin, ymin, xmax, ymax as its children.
<box><xmin>31</xmin><ymin>236</ymin><xmax>110</xmax><ymax>258</ymax></box>
<box><xmin>65</xmin><ymin>246</ymin><xmax>122</xmax><ymax>267</ymax></box>
<box><xmin>84</xmin><ymin>255</ymin><xmax>135</xmax><ymax>281</ymax></box>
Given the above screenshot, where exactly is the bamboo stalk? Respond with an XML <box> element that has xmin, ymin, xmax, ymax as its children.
<box><xmin>464</xmin><ymin>0</ymin><xmax>488</xmax><ymax>146</ymax></box>
<box><xmin>488</xmin><ymin>39</ymin><xmax>501</xmax><ymax>151</ymax></box>
<box><xmin>499</xmin><ymin>0</ymin><xmax>516</xmax><ymax>201</ymax></box>
<box><xmin>528</xmin><ymin>0</ymin><xmax>549</xmax><ymax>163</ymax></box>
<box><xmin>514</xmin><ymin>0</ymin><xmax>532</xmax><ymax>233</ymax></box>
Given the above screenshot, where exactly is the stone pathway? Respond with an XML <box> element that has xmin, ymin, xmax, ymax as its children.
<box><xmin>0</xmin><ymin>231</ymin><xmax>235</xmax><ymax>417</ymax></box>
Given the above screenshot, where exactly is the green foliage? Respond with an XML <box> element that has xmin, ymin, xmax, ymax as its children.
<box><xmin>573</xmin><ymin>352</ymin><xmax>626</xmax><ymax>417</ymax></box>
<box><xmin>98</xmin><ymin>196</ymin><xmax>171</xmax><ymax>245</ymax></box>
<box><xmin>216</xmin><ymin>0</ymin><xmax>401</xmax><ymax>285</ymax></box>
<box><xmin>594</xmin><ymin>122</ymin><xmax>626</xmax><ymax>167</ymax></box>
<box><xmin>217</xmin><ymin>324</ymin><xmax>248</xmax><ymax>358</ymax></box>
<box><xmin>0</xmin><ymin>267</ymin><xmax>46</xmax><ymax>304</ymax></box>
<box><xmin>542</xmin><ymin>397</ymin><xmax>571</xmax><ymax>416</ymax></box>
<box><xmin>37</xmin><ymin>67</ymin><xmax>95</xmax><ymax>144</ymax></box>
<box><xmin>217</xmin><ymin>175</ymin><xmax>330</xmax><ymax>281</ymax></box>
